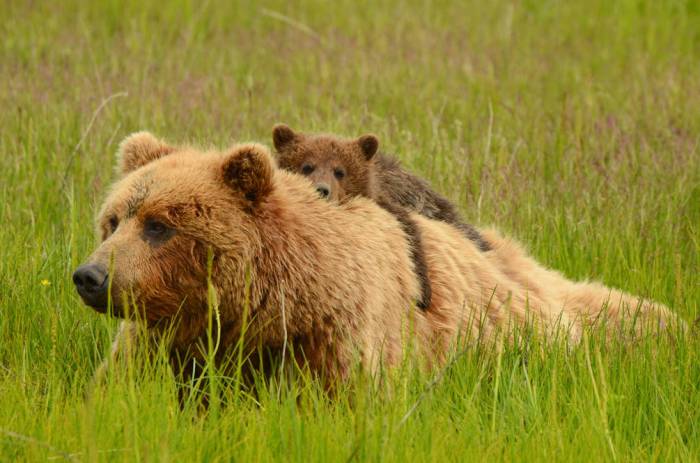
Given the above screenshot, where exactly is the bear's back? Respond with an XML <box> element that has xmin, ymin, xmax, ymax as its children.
<box><xmin>375</xmin><ymin>154</ymin><xmax>490</xmax><ymax>251</ymax></box>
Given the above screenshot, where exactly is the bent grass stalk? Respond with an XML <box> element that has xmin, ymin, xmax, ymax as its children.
<box><xmin>205</xmin><ymin>247</ymin><xmax>222</xmax><ymax>414</ymax></box>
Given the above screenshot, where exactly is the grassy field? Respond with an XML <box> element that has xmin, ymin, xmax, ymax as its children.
<box><xmin>1</xmin><ymin>0</ymin><xmax>699</xmax><ymax>460</ymax></box>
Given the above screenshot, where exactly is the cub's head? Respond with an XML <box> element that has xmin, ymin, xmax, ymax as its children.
<box><xmin>272</xmin><ymin>124</ymin><xmax>379</xmax><ymax>202</ymax></box>
<box><xmin>72</xmin><ymin>132</ymin><xmax>275</xmax><ymax>323</ymax></box>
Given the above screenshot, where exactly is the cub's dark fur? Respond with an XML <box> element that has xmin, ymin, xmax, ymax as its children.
<box><xmin>273</xmin><ymin>124</ymin><xmax>490</xmax><ymax>310</ymax></box>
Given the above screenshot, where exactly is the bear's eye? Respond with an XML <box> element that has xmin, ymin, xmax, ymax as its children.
<box><xmin>301</xmin><ymin>164</ymin><xmax>315</xmax><ymax>175</ymax></box>
<box><xmin>143</xmin><ymin>219</ymin><xmax>173</xmax><ymax>243</ymax></box>
<box><xmin>108</xmin><ymin>216</ymin><xmax>119</xmax><ymax>233</ymax></box>
<box><xmin>334</xmin><ymin>168</ymin><xmax>345</xmax><ymax>180</ymax></box>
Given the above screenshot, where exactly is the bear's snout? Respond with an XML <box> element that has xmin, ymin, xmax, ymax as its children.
<box><xmin>72</xmin><ymin>263</ymin><xmax>110</xmax><ymax>311</ymax></box>
<box><xmin>316</xmin><ymin>183</ymin><xmax>331</xmax><ymax>199</ymax></box>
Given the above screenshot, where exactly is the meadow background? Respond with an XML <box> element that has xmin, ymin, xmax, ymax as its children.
<box><xmin>1</xmin><ymin>0</ymin><xmax>699</xmax><ymax>460</ymax></box>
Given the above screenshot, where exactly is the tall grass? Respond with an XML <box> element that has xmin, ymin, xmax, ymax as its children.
<box><xmin>1</xmin><ymin>0</ymin><xmax>698</xmax><ymax>460</ymax></box>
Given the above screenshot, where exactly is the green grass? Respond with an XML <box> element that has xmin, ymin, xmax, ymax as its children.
<box><xmin>1</xmin><ymin>0</ymin><xmax>699</xmax><ymax>460</ymax></box>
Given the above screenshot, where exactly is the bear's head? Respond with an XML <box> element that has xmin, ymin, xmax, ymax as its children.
<box><xmin>72</xmin><ymin>132</ymin><xmax>275</xmax><ymax>324</ymax></box>
<box><xmin>272</xmin><ymin>124</ymin><xmax>379</xmax><ymax>202</ymax></box>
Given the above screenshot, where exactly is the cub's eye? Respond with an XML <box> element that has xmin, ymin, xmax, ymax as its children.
<box><xmin>334</xmin><ymin>168</ymin><xmax>345</xmax><ymax>180</ymax></box>
<box><xmin>108</xmin><ymin>216</ymin><xmax>119</xmax><ymax>233</ymax></box>
<box><xmin>301</xmin><ymin>164</ymin><xmax>315</xmax><ymax>175</ymax></box>
<box><xmin>143</xmin><ymin>219</ymin><xmax>171</xmax><ymax>241</ymax></box>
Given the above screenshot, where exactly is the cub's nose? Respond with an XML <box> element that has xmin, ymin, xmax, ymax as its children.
<box><xmin>316</xmin><ymin>184</ymin><xmax>330</xmax><ymax>198</ymax></box>
<box><xmin>72</xmin><ymin>263</ymin><xmax>109</xmax><ymax>308</ymax></box>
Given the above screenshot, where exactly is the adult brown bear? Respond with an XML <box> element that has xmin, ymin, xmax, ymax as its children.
<box><xmin>73</xmin><ymin>132</ymin><xmax>676</xmax><ymax>386</ymax></box>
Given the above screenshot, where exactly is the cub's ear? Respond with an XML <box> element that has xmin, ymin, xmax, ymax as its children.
<box><xmin>357</xmin><ymin>134</ymin><xmax>379</xmax><ymax>160</ymax></box>
<box><xmin>222</xmin><ymin>143</ymin><xmax>275</xmax><ymax>206</ymax></box>
<box><xmin>117</xmin><ymin>131</ymin><xmax>174</xmax><ymax>174</ymax></box>
<box><xmin>272</xmin><ymin>124</ymin><xmax>298</xmax><ymax>151</ymax></box>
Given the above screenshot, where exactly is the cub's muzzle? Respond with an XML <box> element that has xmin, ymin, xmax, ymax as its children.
<box><xmin>315</xmin><ymin>183</ymin><xmax>331</xmax><ymax>199</ymax></box>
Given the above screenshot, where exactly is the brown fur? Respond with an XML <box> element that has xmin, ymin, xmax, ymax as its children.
<box><xmin>77</xmin><ymin>133</ymin><xmax>678</xmax><ymax>388</ymax></box>
<box><xmin>272</xmin><ymin>124</ymin><xmax>490</xmax><ymax>310</ymax></box>
<box><xmin>271</xmin><ymin>125</ymin><xmax>489</xmax><ymax>252</ymax></box>
<box><xmin>478</xmin><ymin>229</ymin><xmax>676</xmax><ymax>337</ymax></box>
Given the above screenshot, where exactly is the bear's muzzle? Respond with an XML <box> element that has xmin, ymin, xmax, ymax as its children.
<box><xmin>72</xmin><ymin>263</ymin><xmax>110</xmax><ymax>313</ymax></box>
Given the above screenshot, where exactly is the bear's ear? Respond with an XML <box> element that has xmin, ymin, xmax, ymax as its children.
<box><xmin>221</xmin><ymin>143</ymin><xmax>275</xmax><ymax>206</ymax></box>
<box><xmin>272</xmin><ymin>124</ymin><xmax>298</xmax><ymax>151</ymax></box>
<box><xmin>357</xmin><ymin>134</ymin><xmax>379</xmax><ymax>160</ymax></box>
<box><xmin>117</xmin><ymin>131</ymin><xmax>174</xmax><ymax>174</ymax></box>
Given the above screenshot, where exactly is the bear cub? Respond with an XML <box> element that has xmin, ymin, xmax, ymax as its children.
<box><xmin>273</xmin><ymin>124</ymin><xmax>490</xmax><ymax>311</ymax></box>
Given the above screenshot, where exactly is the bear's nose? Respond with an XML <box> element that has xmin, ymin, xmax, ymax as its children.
<box><xmin>316</xmin><ymin>184</ymin><xmax>330</xmax><ymax>198</ymax></box>
<box><xmin>72</xmin><ymin>263</ymin><xmax>109</xmax><ymax>308</ymax></box>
